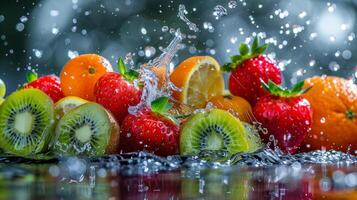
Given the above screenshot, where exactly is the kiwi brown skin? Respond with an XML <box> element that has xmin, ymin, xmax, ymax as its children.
<box><xmin>104</xmin><ymin>109</ymin><xmax>120</xmax><ymax>154</ymax></box>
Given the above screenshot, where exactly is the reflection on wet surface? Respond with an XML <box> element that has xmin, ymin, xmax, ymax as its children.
<box><xmin>0</xmin><ymin>150</ymin><xmax>356</xmax><ymax>199</ymax></box>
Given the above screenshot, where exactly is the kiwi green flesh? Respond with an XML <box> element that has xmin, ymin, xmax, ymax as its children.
<box><xmin>54</xmin><ymin>103</ymin><xmax>112</xmax><ymax>156</ymax></box>
<box><xmin>242</xmin><ymin>122</ymin><xmax>263</xmax><ymax>153</ymax></box>
<box><xmin>0</xmin><ymin>89</ymin><xmax>54</xmax><ymax>156</ymax></box>
<box><xmin>180</xmin><ymin>109</ymin><xmax>250</xmax><ymax>156</ymax></box>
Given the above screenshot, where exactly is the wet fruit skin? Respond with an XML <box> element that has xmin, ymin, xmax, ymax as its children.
<box><xmin>229</xmin><ymin>55</ymin><xmax>282</xmax><ymax>105</ymax></box>
<box><xmin>253</xmin><ymin>95</ymin><xmax>312</xmax><ymax>154</ymax></box>
<box><xmin>120</xmin><ymin>110</ymin><xmax>179</xmax><ymax>156</ymax></box>
<box><xmin>24</xmin><ymin>75</ymin><xmax>64</xmax><ymax>103</ymax></box>
<box><xmin>300</xmin><ymin>76</ymin><xmax>357</xmax><ymax>153</ymax></box>
<box><xmin>209</xmin><ymin>94</ymin><xmax>253</xmax><ymax>123</ymax></box>
<box><xmin>95</xmin><ymin>72</ymin><xmax>141</xmax><ymax>124</ymax></box>
<box><xmin>60</xmin><ymin>54</ymin><xmax>113</xmax><ymax>101</ymax></box>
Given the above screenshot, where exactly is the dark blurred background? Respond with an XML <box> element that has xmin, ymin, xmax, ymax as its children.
<box><xmin>0</xmin><ymin>0</ymin><xmax>356</xmax><ymax>93</ymax></box>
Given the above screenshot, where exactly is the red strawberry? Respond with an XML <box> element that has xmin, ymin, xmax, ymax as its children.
<box><xmin>120</xmin><ymin>97</ymin><xmax>179</xmax><ymax>156</ymax></box>
<box><xmin>253</xmin><ymin>80</ymin><xmax>313</xmax><ymax>154</ymax></box>
<box><xmin>222</xmin><ymin>37</ymin><xmax>282</xmax><ymax>105</ymax></box>
<box><xmin>95</xmin><ymin>58</ymin><xmax>141</xmax><ymax>124</ymax></box>
<box><xmin>23</xmin><ymin>71</ymin><xmax>64</xmax><ymax>102</ymax></box>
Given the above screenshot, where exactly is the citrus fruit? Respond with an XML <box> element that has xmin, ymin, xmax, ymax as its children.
<box><xmin>151</xmin><ymin>65</ymin><xmax>171</xmax><ymax>88</ymax></box>
<box><xmin>209</xmin><ymin>94</ymin><xmax>253</xmax><ymax>123</ymax></box>
<box><xmin>60</xmin><ymin>54</ymin><xmax>113</xmax><ymax>101</ymax></box>
<box><xmin>301</xmin><ymin>76</ymin><xmax>357</xmax><ymax>152</ymax></box>
<box><xmin>54</xmin><ymin>96</ymin><xmax>88</xmax><ymax>120</ymax></box>
<box><xmin>170</xmin><ymin>56</ymin><xmax>225</xmax><ymax>108</ymax></box>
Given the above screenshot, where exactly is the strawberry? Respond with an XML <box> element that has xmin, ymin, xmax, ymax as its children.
<box><xmin>253</xmin><ymin>80</ymin><xmax>313</xmax><ymax>154</ymax></box>
<box><xmin>23</xmin><ymin>71</ymin><xmax>64</xmax><ymax>102</ymax></box>
<box><xmin>120</xmin><ymin>97</ymin><xmax>179</xmax><ymax>156</ymax></box>
<box><xmin>222</xmin><ymin>37</ymin><xmax>282</xmax><ymax>105</ymax></box>
<box><xmin>94</xmin><ymin>58</ymin><xmax>141</xmax><ymax>124</ymax></box>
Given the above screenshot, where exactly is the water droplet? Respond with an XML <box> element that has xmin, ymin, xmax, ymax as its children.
<box><xmin>50</xmin><ymin>10</ymin><xmax>59</xmax><ymax>17</ymax></box>
<box><xmin>320</xmin><ymin>117</ymin><xmax>326</xmax><ymax>124</ymax></box>
<box><xmin>213</xmin><ymin>5</ymin><xmax>227</xmax><ymax>20</ymax></box>
<box><xmin>68</xmin><ymin>50</ymin><xmax>79</xmax><ymax>59</ymax></box>
<box><xmin>228</xmin><ymin>1</ymin><xmax>237</xmax><ymax>9</ymax></box>
<box><xmin>33</xmin><ymin>49</ymin><xmax>43</xmax><ymax>58</ymax></box>
<box><xmin>328</xmin><ymin>4</ymin><xmax>335</xmax><ymax>13</ymax></box>
<box><xmin>329</xmin><ymin>62</ymin><xmax>340</xmax><ymax>71</ymax></box>
<box><xmin>20</xmin><ymin>16</ymin><xmax>28</xmax><ymax>23</ymax></box>
<box><xmin>177</xmin><ymin>4</ymin><xmax>199</xmax><ymax>32</ymax></box>
<box><xmin>0</xmin><ymin>15</ymin><xmax>4</xmax><ymax>23</ymax></box>
<box><xmin>52</xmin><ymin>27</ymin><xmax>59</xmax><ymax>35</ymax></box>
<box><xmin>144</xmin><ymin>46</ymin><xmax>156</xmax><ymax>58</ymax></box>
<box><xmin>141</xmin><ymin>27</ymin><xmax>147</xmax><ymax>35</ymax></box>
<box><xmin>348</xmin><ymin>33</ymin><xmax>355</xmax><ymax>41</ymax></box>
<box><xmin>309</xmin><ymin>33</ymin><xmax>317</xmax><ymax>40</ymax></box>
<box><xmin>309</xmin><ymin>60</ymin><xmax>316</xmax><ymax>67</ymax></box>
<box><xmin>16</xmin><ymin>23</ymin><xmax>25</xmax><ymax>32</ymax></box>
<box><xmin>299</xmin><ymin>11</ymin><xmax>307</xmax><ymax>18</ymax></box>
<box><xmin>161</xmin><ymin>26</ymin><xmax>169</xmax><ymax>32</ymax></box>
<box><xmin>342</xmin><ymin>50</ymin><xmax>352</xmax><ymax>60</ymax></box>
<box><xmin>292</xmin><ymin>25</ymin><xmax>304</xmax><ymax>35</ymax></box>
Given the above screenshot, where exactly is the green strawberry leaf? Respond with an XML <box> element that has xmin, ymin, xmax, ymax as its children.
<box><xmin>26</xmin><ymin>71</ymin><xmax>38</xmax><ymax>83</ymax></box>
<box><xmin>223</xmin><ymin>36</ymin><xmax>269</xmax><ymax>72</ymax></box>
<box><xmin>254</xmin><ymin>44</ymin><xmax>268</xmax><ymax>56</ymax></box>
<box><xmin>239</xmin><ymin>43</ymin><xmax>249</xmax><ymax>56</ymax></box>
<box><xmin>117</xmin><ymin>57</ymin><xmax>127</xmax><ymax>75</ymax></box>
<box><xmin>252</xmin><ymin>36</ymin><xmax>259</xmax><ymax>52</ymax></box>
<box><xmin>231</xmin><ymin>55</ymin><xmax>242</xmax><ymax>63</ymax></box>
<box><xmin>291</xmin><ymin>80</ymin><xmax>305</xmax><ymax>94</ymax></box>
<box><xmin>124</xmin><ymin>70</ymin><xmax>139</xmax><ymax>82</ymax></box>
<box><xmin>221</xmin><ymin>63</ymin><xmax>233</xmax><ymax>72</ymax></box>
<box><xmin>117</xmin><ymin>57</ymin><xmax>139</xmax><ymax>82</ymax></box>
<box><xmin>151</xmin><ymin>96</ymin><xmax>173</xmax><ymax>114</ymax></box>
<box><xmin>261</xmin><ymin>79</ymin><xmax>311</xmax><ymax>98</ymax></box>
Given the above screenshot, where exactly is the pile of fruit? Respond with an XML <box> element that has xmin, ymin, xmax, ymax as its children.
<box><xmin>0</xmin><ymin>37</ymin><xmax>356</xmax><ymax>158</ymax></box>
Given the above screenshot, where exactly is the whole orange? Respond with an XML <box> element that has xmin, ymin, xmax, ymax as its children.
<box><xmin>60</xmin><ymin>54</ymin><xmax>113</xmax><ymax>101</ymax></box>
<box><xmin>301</xmin><ymin>76</ymin><xmax>357</xmax><ymax>152</ymax></box>
<box><xmin>209</xmin><ymin>94</ymin><xmax>253</xmax><ymax>123</ymax></box>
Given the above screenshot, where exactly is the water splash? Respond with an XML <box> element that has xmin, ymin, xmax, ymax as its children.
<box><xmin>128</xmin><ymin>29</ymin><xmax>184</xmax><ymax>115</ymax></box>
<box><xmin>177</xmin><ymin>4</ymin><xmax>199</xmax><ymax>32</ymax></box>
<box><xmin>213</xmin><ymin>5</ymin><xmax>227</xmax><ymax>20</ymax></box>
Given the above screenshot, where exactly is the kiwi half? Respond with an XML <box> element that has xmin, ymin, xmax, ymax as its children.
<box><xmin>53</xmin><ymin>102</ymin><xmax>120</xmax><ymax>156</ymax></box>
<box><xmin>180</xmin><ymin>109</ymin><xmax>254</xmax><ymax>156</ymax></box>
<box><xmin>0</xmin><ymin>89</ymin><xmax>55</xmax><ymax>156</ymax></box>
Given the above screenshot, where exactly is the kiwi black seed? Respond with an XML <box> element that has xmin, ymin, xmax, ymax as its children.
<box><xmin>0</xmin><ymin>89</ymin><xmax>55</xmax><ymax>156</ymax></box>
<box><xmin>180</xmin><ymin>109</ymin><xmax>254</xmax><ymax>156</ymax></box>
<box><xmin>53</xmin><ymin>102</ymin><xmax>120</xmax><ymax>156</ymax></box>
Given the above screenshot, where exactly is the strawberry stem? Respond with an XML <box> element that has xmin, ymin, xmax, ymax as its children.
<box><xmin>222</xmin><ymin>36</ymin><xmax>269</xmax><ymax>72</ymax></box>
<box><xmin>151</xmin><ymin>96</ymin><xmax>172</xmax><ymax>114</ymax></box>
<box><xmin>26</xmin><ymin>71</ymin><xmax>38</xmax><ymax>83</ymax></box>
<box><xmin>346</xmin><ymin>109</ymin><xmax>355</xmax><ymax>119</ymax></box>
<box><xmin>151</xmin><ymin>96</ymin><xmax>179</xmax><ymax>124</ymax></box>
<box><xmin>262</xmin><ymin>79</ymin><xmax>311</xmax><ymax>98</ymax></box>
<box><xmin>117</xmin><ymin>57</ymin><xmax>139</xmax><ymax>82</ymax></box>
